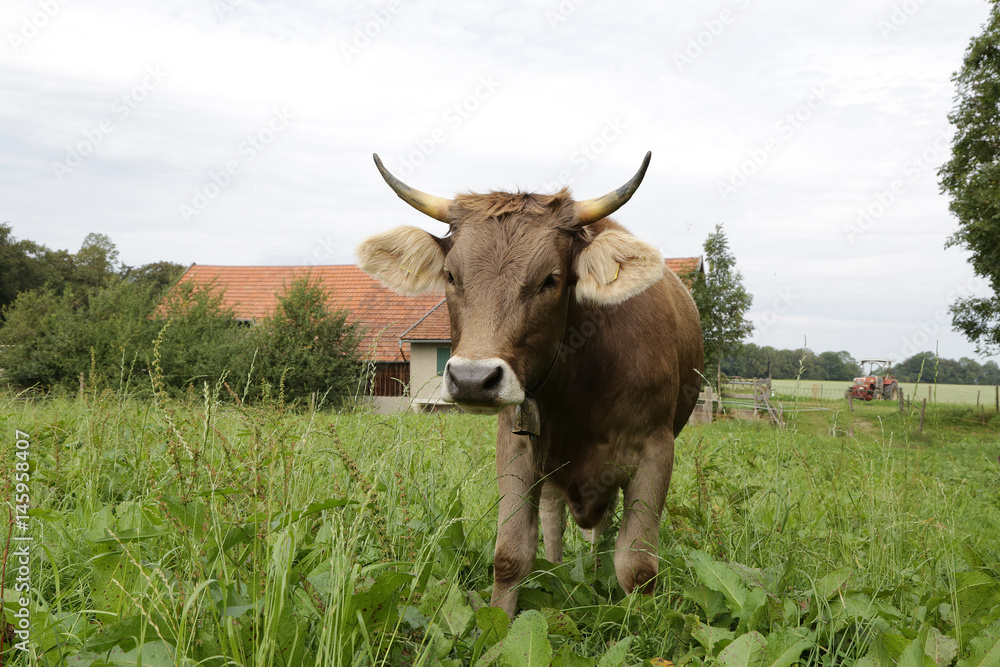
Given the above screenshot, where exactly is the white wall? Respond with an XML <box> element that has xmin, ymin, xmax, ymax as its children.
<box><xmin>409</xmin><ymin>342</ymin><xmax>449</xmax><ymax>408</ymax></box>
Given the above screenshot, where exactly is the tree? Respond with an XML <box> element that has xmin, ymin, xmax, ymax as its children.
<box><xmin>153</xmin><ymin>279</ymin><xmax>249</xmax><ymax>394</ymax></box>
<box><xmin>245</xmin><ymin>276</ymin><xmax>363</xmax><ymax>404</ymax></box>
<box><xmin>685</xmin><ymin>224</ymin><xmax>754</xmax><ymax>378</ymax></box>
<box><xmin>939</xmin><ymin>2</ymin><xmax>1000</xmax><ymax>355</ymax></box>
<box><xmin>123</xmin><ymin>261</ymin><xmax>187</xmax><ymax>293</ymax></box>
<box><xmin>73</xmin><ymin>232</ymin><xmax>121</xmax><ymax>289</ymax></box>
<box><xmin>0</xmin><ymin>281</ymin><xmax>162</xmax><ymax>390</ymax></box>
<box><xmin>814</xmin><ymin>350</ymin><xmax>861</xmax><ymax>382</ymax></box>
<box><xmin>0</xmin><ymin>223</ymin><xmax>71</xmax><ymax>317</ymax></box>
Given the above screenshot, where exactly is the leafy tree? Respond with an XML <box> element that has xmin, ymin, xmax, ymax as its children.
<box><xmin>152</xmin><ymin>280</ymin><xmax>249</xmax><ymax>395</ymax></box>
<box><xmin>939</xmin><ymin>2</ymin><xmax>1000</xmax><ymax>355</ymax></box>
<box><xmin>0</xmin><ymin>277</ymin><xmax>245</xmax><ymax>394</ymax></box>
<box><xmin>245</xmin><ymin>276</ymin><xmax>363</xmax><ymax>404</ymax></box>
<box><xmin>0</xmin><ymin>287</ymin><xmax>82</xmax><ymax>387</ymax></box>
<box><xmin>0</xmin><ymin>226</ymin><xmax>137</xmax><ymax>321</ymax></box>
<box><xmin>981</xmin><ymin>360</ymin><xmax>1000</xmax><ymax>384</ymax></box>
<box><xmin>814</xmin><ymin>350</ymin><xmax>861</xmax><ymax>381</ymax></box>
<box><xmin>123</xmin><ymin>261</ymin><xmax>187</xmax><ymax>293</ymax></box>
<box><xmin>0</xmin><ymin>223</ymin><xmax>68</xmax><ymax>317</ymax></box>
<box><xmin>0</xmin><ymin>281</ymin><xmax>161</xmax><ymax>390</ymax></box>
<box><xmin>685</xmin><ymin>224</ymin><xmax>754</xmax><ymax>377</ymax></box>
<box><xmin>72</xmin><ymin>232</ymin><xmax>121</xmax><ymax>289</ymax></box>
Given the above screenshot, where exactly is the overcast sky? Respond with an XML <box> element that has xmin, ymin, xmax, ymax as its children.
<box><xmin>1</xmin><ymin>0</ymin><xmax>996</xmax><ymax>365</ymax></box>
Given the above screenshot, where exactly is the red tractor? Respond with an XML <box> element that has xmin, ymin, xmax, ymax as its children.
<box><xmin>845</xmin><ymin>358</ymin><xmax>900</xmax><ymax>401</ymax></box>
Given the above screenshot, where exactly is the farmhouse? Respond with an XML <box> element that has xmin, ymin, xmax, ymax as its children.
<box><xmin>169</xmin><ymin>258</ymin><xmax>703</xmax><ymax>412</ymax></box>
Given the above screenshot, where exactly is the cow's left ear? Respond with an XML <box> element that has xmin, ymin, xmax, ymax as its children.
<box><xmin>574</xmin><ymin>230</ymin><xmax>665</xmax><ymax>305</ymax></box>
<box><xmin>356</xmin><ymin>226</ymin><xmax>448</xmax><ymax>294</ymax></box>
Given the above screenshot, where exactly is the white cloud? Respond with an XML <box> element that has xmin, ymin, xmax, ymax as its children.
<box><xmin>0</xmin><ymin>0</ymin><xmax>995</xmax><ymax>362</ymax></box>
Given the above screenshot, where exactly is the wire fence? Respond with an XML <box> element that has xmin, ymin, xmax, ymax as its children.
<box><xmin>697</xmin><ymin>377</ymin><xmax>1000</xmax><ymax>430</ymax></box>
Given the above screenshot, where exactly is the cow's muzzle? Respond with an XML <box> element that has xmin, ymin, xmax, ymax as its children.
<box><xmin>441</xmin><ymin>357</ymin><xmax>524</xmax><ymax>414</ymax></box>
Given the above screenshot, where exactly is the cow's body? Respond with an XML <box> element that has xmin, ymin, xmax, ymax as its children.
<box><xmin>357</xmin><ymin>153</ymin><xmax>704</xmax><ymax>618</ymax></box>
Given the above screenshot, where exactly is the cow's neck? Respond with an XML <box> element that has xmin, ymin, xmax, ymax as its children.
<box><xmin>511</xmin><ymin>289</ymin><xmax>575</xmax><ymax>439</ymax></box>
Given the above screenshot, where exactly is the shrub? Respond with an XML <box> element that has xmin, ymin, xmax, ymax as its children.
<box><xmin>0</xmin><ymin>274</ymin><xmax>364</xmax><ymax>404</ymax></box>
<box><xmin>151</xmin><ymin>280</ymin><xmax>248</xmax><ymax>395</ymax></box>
<box><xmin>0</xmin><ymin>282</ymin><xmax>161</xmax><ymax>390</ymax></box>
<box><xmin>0</xmin><ymin>279</ymin><xmax>247</xmax><ymax>395</ymax></box>
<box><xmin>243</xmin><ymin>275</ymin><xmax>362</xmax><ymax>404</ymax></box>
<box><xmin>0</xmin><ymin>286</ymin><xmax>83</xmax><ymax>389</ymax></box>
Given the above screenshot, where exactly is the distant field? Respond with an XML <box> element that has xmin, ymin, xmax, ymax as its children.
<box><xmin>769</xmin><ymin>378</ymin><xmax>1000</xmax><ymax>405</ymax></box>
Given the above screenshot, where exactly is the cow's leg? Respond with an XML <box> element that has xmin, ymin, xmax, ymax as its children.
<box><xmin>490</xmin><ymin>428</ymin><xmax>541</xmax><ymax>619</ymax></box>
<box><xmin>614</xmin><ymin>431</ymin><xmax>674</xmax><ymax>596</ymax></box>
<box><xmin>540</xmin><ymin>479</ymin><xmax>566</xmax><ymax>563</ymax></box>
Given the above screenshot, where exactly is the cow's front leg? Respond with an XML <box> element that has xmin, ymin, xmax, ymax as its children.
<box><xmin>540</xmin><ymin>479</ymin><xmax>566</xmax><ymax>563</ymax></box>
<box><xmin>614</xmin><ymin>429</ymin><xmax>674</xmax><ymax>596</ymax></box>
<box><xmin>490</xmin><ymin>425</ymin><xmax>541</xmax><ymax>619</ymax></box>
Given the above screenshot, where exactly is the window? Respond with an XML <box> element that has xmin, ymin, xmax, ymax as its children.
<box><xmin>436</xmin><ymin>347</ymin><xmax>451</xmax><ymax>375</ymax></box>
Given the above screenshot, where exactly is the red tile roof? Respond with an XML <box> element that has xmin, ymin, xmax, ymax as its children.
<box><xmin>666</xmin><ymin>256</ymin><xmax>703</xmax><ymax>276</ymax></box>
<box><xmin>400</xmin><ymin>299</ymin><xmax>450</xmax><ymax>342</ymax></box>
<box><xmin>168</xmin><ymin>257</ymin><xmax>702</xmax><ymax>362</ymax></box>
<box><xmin>168</xmin><ymin>265</ymin><xmax>443</xmax><ymax>363</ymax></box>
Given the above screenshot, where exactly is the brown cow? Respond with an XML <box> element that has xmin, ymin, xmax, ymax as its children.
<box><xmin>357</xmin><ymin>152</ymin><xmax>704</xmax><ymax>619</ymax></box>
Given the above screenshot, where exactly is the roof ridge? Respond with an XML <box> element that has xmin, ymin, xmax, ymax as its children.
<box><xmin>398</xmin><ymin>298</ymin><xmax>447</xmax><ymax>339</ymax></box>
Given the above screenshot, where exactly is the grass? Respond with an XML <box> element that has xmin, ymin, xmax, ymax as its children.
<box><xmin>1</xmin><ymin>386</ymin><xmax>998</xmax><ymax>666</ymax></box>
<box><xmin>770</xmin><ymin>379</ymin><xmax>1000</xmax><ymax>406</ymax></box>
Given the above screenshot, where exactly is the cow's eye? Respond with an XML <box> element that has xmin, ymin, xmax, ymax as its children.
<box><xmin>540</xmin><ymin>273</ymin><xmax>558</xmax><ymax>291</ymax></box>
<box><xmin>445</xmin><ymin>270</ymin><xmax>455</xmax><ymax>285</ymax></box>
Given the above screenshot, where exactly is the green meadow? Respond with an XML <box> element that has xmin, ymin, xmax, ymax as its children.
<box><xmin>1</xmin><ymin>388</ymin><xmax>998</xmax><ymax>666</ymax></box>
<box><xmin>770</xmin><ymin>379</ymin><xmax>999</xmax><ymax>407</ymax></box>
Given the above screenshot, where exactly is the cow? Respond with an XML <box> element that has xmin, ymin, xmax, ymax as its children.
<box><xmin>356</xmin><ymin>152</ymin><xmax>704</xmax><ymax>619</ymax></box>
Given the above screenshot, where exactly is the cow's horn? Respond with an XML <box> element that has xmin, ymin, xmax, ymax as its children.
<box><xmin>373</xmin><ymin>154</ymin><xmax>453</xmax><ymax>223</ymax></box>
<box><xmin>574</xmin><ymin>151</ymin><xmax>652</xmax><ymax>226</ymax></box>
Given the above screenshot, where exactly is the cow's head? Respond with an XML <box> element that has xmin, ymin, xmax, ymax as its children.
<box><xmin>357</xmin><ymin>152</ymin><xmax>664</xmax><ymax>414</ymax></box>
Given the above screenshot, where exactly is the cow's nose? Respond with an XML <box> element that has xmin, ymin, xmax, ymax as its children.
<box><xmin>442</xmin><ymin>357</ymin><xmax>524</xmax><ymax>410</ymax></box>
<box><xmin>447</xmin><ymin>360</ymin><xmax>504</xmax><ymax>404</ymax></box>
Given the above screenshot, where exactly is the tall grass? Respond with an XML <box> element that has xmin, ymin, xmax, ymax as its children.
<box><xmin>1</xmin><ymin>385</ymin><xmax>998</xmax><ymax>665</ymax></box>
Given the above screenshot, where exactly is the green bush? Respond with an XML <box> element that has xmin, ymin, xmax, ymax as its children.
<box><xmin>151</xmin><ymin>280</ymin><xmax>248</xmax><ymax>396</ymax></box>
<box><xmin>0</xmin><ymin>279</ymin><xmax>247</xmax><ymax>396</ymax></box>
<box><xmin>242</xmin><ymin>275</ymin><xmax>362</xmax><ymax>404</ymax></box>
<box><xmin>0</xmin><ymin>286</ymin><xmax>84</xmax><ymax>388</ymax></box>
<box><xmin>0</xmin><ymin>275</ymin><xmax>363</xmax><ymax>404</ymax></box>
<box><xmin>0</xmin><ymin>282</ymin><xmax>161</xmax><ymax>390</ymax></box>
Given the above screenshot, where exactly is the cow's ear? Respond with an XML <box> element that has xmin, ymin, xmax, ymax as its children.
<box><xmin>574</xmin><ymin>229</ymin><xmax>664</xmax><ymax>305</ymax></box>
<box><xmin>356</xmin><ymin>226</ymin><xmax>448</xmax><ymax>294</ymax></box>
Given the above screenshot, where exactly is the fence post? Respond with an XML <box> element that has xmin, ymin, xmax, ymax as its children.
<box><xmin>898</xmin><ymin>386</ymin><xmax>904</xmax><ymax>413</ymax></box>
<box><xmin>849</xmin><ymin>392</ymin><xmax>853</xmax><ymax>412</ymax></box>
<box><xmin>919</xmin><ymin>398</ymin><xmax>926</xmax><ymax>435</ymax></box>
<box><xmin>995</xmin><ymin>385</ymin><xmax>998</xmax><ymax>413</ymax></box>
